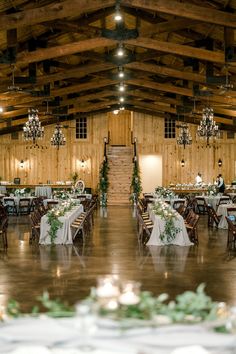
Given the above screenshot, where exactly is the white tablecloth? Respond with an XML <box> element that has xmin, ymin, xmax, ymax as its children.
<box><xmin>217</xmin><ymin>204</ymin><xmax>236</xmax><ymax>229</ymax></box>
<box><xmin>35</xmin><ymin>186</ymin><xmax>52</xmax><ymax>198</ymax></box>
<box><xmin>3</xmin><ymin>196</ymin><xmax>36</xmax><ymax>211</ymax></box>
<box><xmin>203</xmin><ymin>196</ymin><xmax>221</xmax><ymax>211</ymax></box>
<box><xmin>0</xmin><ymin>186</ymin><xmax>7</xmax><ymax>194</ymax></box>
<box><xmin>39</xmin><ymin>204</ymin><xmax>83</xmax><ymax>245</ymax></box>
<box><xmin>146</xmin><ymin>205</ymin><xmax>193</xmax><ymax>246</ymax></box>
<box><xmin>149</xmin><ymin>198</ymin><xmax>186</xmax><ymax>208</ymax></box>
<box><xmin>0</xmin><ymin>316</ymin><xmax>235</xmax><ymax>354</ymax></box>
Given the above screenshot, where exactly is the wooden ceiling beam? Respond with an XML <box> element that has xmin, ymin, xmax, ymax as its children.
<box><xmin>126</xmin><ymin>62</ymin><xmax>206</xmax><ymax>84</ymax></box>
<box><xmin>124</xmin><ymin>37</ymin><xmax>225</xmax><ymax>64</ymax></box>
<box><xmin>125</xmin><ymin>99</ymin><xmax>234</xmax><ymax>125</ymax></box>
<box><xmin>122</xmin><ymin>0</ymin><xmax>236</xmax><ymax>28</ymax></box>
<box><xmin>140</xmin><ymin>18</ymin><xmax>201</xmax><ymax>37</ymax></box>
<box><xmin>0</xmin><ymin>0</ymin><xmax>115</xmax><ymax>31</ymax></box>
<box><xmin>16</xmin><ymin>37</ymin><xmax>116</xmax><ymax>65</ymax></box>
<box><xmin>126</xmin><ymin>78</ymin><xmax>236</xmax><ymax>105</ymax></box>
<box><xmin>0</xmin><ymin>62</ymin><xmax>115</xmax><ymax>90</ymax></box>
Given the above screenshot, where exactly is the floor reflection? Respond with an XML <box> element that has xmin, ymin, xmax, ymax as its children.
<box><xmin>39</xmin><ymin>245</ymin><xmax>86</xmax><ymax>270</ymax></box>
<box><xmin>146</xmin><ymin>245</ymin><xmax>192</xmax><ymax>273</ymax></box>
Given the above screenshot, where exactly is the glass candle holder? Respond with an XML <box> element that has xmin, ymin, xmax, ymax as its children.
<box><xmin>119</xmin><ymin>281</ymin><xmax>141</xmax><ymax>305</ymax></box>
<box><xmin>96</xmin><ymin>275</ymin><xmax>120</xmax><ymax>310</ymax></box>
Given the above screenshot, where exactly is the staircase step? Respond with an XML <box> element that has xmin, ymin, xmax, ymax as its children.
<box><xmin>107</xmin><ymin>146</ymin><xmax>133</xmax><ymax>205</ymax></box>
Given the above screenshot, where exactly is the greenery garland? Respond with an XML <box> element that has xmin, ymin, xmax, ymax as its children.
<box><xmin>153</xmin><ymin>201</ymin><xmax>181</xmax><ymax>243</ymax></box>
<box><xmin>5</xmin><ymin>284</ymin><xmax>227</xmax><ymax>332</ymax></box>
<box><xmin>47</xmin><ymin>202</ymin><xmax>76</xmax><ymax>244</ymax></box>
<box><xmin>99</xmin><ymin>159</ymin><xmax>109</xmax><ymax>207</ymax></box>
<box><xmin>130</xmin><ymin>162</ymin><xmax>142</xmax><ymax>203</ymax></box>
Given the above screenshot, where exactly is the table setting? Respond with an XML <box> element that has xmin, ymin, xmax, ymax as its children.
<box><xmin>0</xmin><ymin>277</ymin><xmax>236</xmax><ymax>354</ymax></box>
<box><xmin>146</xmin><ymin>200</ymin><xmax>193</xmax><ymax>246</ymax></box>
<box><xmin>39</xmin><ymin>201</ymin><xmax>84</xmax><ymax>245</ymax></box>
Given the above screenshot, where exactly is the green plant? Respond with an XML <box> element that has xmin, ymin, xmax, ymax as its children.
<box><xmin>153</xmin><ymin>201</ymin><xmax>180</xmax><ymax>243</ymax></box>
<box><xmin>47</xmin><ymin>201</ymin><xmax>76</xmax><ymax>244</ymax></box>
<box><xmin>99</xmin><ymin>160</ymin><xmax>109</xmax><ymax>207</ymax></box>
<box><xmin>71</xmin><ymin>171</ymin><xmax>79</xmax><ymax>185</ymax></box>
<box><xmin>130</xmin><ymin>163</ymin><xmax>142</xmax><ymax>203</ymax></box>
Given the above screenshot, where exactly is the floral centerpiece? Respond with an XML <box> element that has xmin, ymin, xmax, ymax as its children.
<box><xmin>153</xmin><ymin>200</ymin><xmax>180</xmax><ymax>243</ymax></box>
<box><xmin>207</xmin><ymin>184</ymin><xmax>218</xmax><ymax>196</ymax></box>
<box><xmin>53</xmin><ymin>190</ymin><xmax>70</xmax><ymax>200</ymax></box>
<box><xmin>155</xmin><ymin>186</ymin><xmax>175</xmax><ymax>199</ymax></box>
<box><xmin>14</xmin><ymin>188</ymin><xmax>26</xmax><ymax>196</ymax></box>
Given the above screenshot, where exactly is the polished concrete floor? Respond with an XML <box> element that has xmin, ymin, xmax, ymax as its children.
<box><xmin>1</xmin><ymin>206</ymin><xmax>236</xmax><ymax>311</ymax></box>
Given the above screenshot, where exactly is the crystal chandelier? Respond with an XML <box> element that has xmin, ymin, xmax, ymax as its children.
<box><xmin>197</xmin><ymin>107</ymin><xmax>219</xmax><ymax>145</ymax></box>
<box><xmin>51</xmin><ymin>124</ymin><xmax>66</xmax><ymax>149</ymax></box>
<box><xmin>23</xmin><ymin>108</ymin><xmax>44</xmax><ymax>144</ymax></box>
<box><xmin>177</xmin><ymin>123</ymin><xmax>192</xmax><ymax>149</ymax></box>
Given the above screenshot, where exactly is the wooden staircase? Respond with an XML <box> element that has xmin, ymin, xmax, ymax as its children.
<box><xmin>107</xmin><ymin>146</ymin><xmax>133</xmax><ymax>205</ymax></box>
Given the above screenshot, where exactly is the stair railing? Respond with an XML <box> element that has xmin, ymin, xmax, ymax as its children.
<box><xmin>103</xmin><ymin>133</ymin><xmax>109</xmax><ymax>162</ymax></box>
<box><xmin>131</xmin><ymin>134</ymin><xmax>141</xmax><ymax>204</ymax></box>
<box><xmin>99</xmin><ymin>135</ymin><xmax>110</xmax><ymax>207</ymax></box>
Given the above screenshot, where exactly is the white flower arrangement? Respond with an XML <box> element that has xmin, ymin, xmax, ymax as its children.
<box><xmin>153</xmin><ymin>200</ymin><xmax>181</xmax><ymax>243</ymax></box>
<box><xmin>155</xmin><ymin>186</ymin><xmax>175</xmax><ymax>199</ymax></box>
<box><xmin>207</xmin><ymin>184</ymin><xmax>218</xmax><ymax>196</ymax></box>
<box><xmin>14</xmin><ymin>188</ymin><xmax>26</xmax><ymax>196</ymax></box>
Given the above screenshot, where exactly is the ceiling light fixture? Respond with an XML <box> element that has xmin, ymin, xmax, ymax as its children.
<box><xmin>117</xmin><ymin>43</ymin><xmax>124</xmax><ymax>57</ymax></box>
<box><xmin>118</xmin><ymin>67</ymin><xmax>124</xmax><ymax>78</ymax></box>
<box><xmin>23</xmin><ymin>108</ymin><xmax>44</xmax><ymax>144</ymax></box>
<box><xmin>177</xmin><ymin>123</ymin><xmax>192</xmax><ymax>149</ymax></box>
<box><xmin>119</xmin><ymin>83</ymin><xmax>125</xmax><ymax>92</ymax></box>
<box><xmin>197</xmin><ymin>106</ymin><xmax>219</xmax><ymax>145</ymax></box>
<box><xmin>114</xmin><ymin>0</ymin><xmax>122</xmax><ymax>22</ymax></box>
<box><xmin>51</xmin><ymin>123</ymin><xmax>66</xmax><ymax>149</ymax></box>
<box><xmin>119</xmin><ymin>97</ymin><xmax>124</xmax><ymax>102</ymax></box>
<box><xmin>0</xmin><ymin>107</ymin><xmax>3</xmax><ymax>113</ymax></box>
<box><xmin>113</xmin><ymin>110</ymin><xmax>119</xmax><ymax>115</ymax></box>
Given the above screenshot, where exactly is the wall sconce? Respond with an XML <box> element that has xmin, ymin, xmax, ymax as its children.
<box><xmin>218</xmin><ymin>158</ymin><xmax>222</xmax><ymax>167</ymax></box>
<box><xmin>19</xmin><ymin>160</ymin><xmax>24</xmax><ymax>169</ymax></box>
<box><xmin>181</xmin><ymin>159</ymin><xmax>185</xmax><ymax>167</ymax></box>
<box><xmin>80</xmin><ymin>159</ymin><xmax>85</xmax><ymax>169</ymax></box>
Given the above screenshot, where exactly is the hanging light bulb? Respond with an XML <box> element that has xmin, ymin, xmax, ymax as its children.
<box><xmin>116</xmin><ymin>43</ymin><xmax>124</xmax><ymax>57</ymax></box>
<box><xmin>119</xmin><ymin>83</ymin><xmax>125</xmax><ymax>92</ymax></box>
<box><xmin>118</xmin><ymin>67</ymin><xmax>124</xmax><ymax>78</ymax></box>
<box><xmin>23</xmin><ymin>108</ymin><xmax>44</xmax><ymax>144</ymax></box>
<box><xmin>114</xmin><ymin>0</ymin><xmax>122</xmax><ymax>21</ymax></box>
<box><xmin>51</xmin><ymin>123</ymin><xmax>66</xmax><ymax>149</ymax></box>
<box><xmin>119</xmin><ymin>97</ymin><xmax>124</xmax><ymax>102</ymax></box>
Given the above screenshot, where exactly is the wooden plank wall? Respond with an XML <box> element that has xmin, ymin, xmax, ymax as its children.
<box><xmin>0</xmin><ymin>110</ymin><xmax>236</xmax><ymax>188</ymax></box>
<box><xmin>0</xmin><ymin>113</ymin><xmax>108</xmax><ymax>191</ymax></box>
<box><xmin>133</xmin><ymin>112</ymin><xmax>236</xmax><ymax>185</ymax></box>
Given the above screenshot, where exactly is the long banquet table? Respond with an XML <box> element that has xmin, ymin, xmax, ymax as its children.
<box><xmin>146</xmin><ymin>205</ymin><xmax>193</xmax><ymax>246</ymax></box>
<box><xmin>0</xmin><ymin>316</ymin><xmax>235</xmax><ymax>354</ymax></box>
<box><xmin>39</xmin><ymin>204</ymin><xmax>84</xmax><ymax>245</ymax></box>
<box><xmin>217</xmin><ymin>204</ymin><xmax>236</xmax><ymax>229</ymax></box>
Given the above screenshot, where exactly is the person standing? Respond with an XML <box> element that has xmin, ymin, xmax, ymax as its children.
<box><xmin>195</xmin><ymin>173</ymin><xmax>202</xmax><ymax>185</ymax></box>
<box><xmin>217</xmin><ymin>174</ymin><xmax>225</xmax><ymax>193</ymax></box>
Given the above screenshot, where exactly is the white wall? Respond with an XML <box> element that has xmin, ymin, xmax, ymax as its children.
<box><xmin>139</xmin><ymin>154</ymin><xmax>162</xmax><ymax>193</ymax></box>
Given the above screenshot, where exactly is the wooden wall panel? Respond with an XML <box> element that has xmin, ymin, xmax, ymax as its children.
<box><xmin>0</xmin><ymin>114</ymin><xmax>108</xmax><ymax>191</ymax></box>
<box><xmin>0</xmin><ymin>111</ymin><xmax>236</xmax><ymax>189</ymax></box>
<box><xmin>133</xmin><ymin>112</ymin><xmax>236</xmax><ymax>185</ymax></box>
